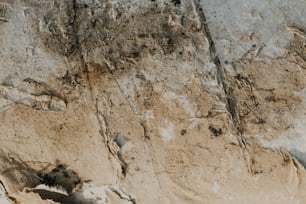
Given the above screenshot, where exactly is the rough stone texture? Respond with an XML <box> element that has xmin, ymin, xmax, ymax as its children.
<box><xmin>0</xmin><ymin>0</ymin><xmax>306</xmax><ymax>203</ymax></box>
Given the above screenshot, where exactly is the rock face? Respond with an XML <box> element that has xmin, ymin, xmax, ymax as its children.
<box><xmin>0</xmin><ymin>0</ymin><xmax>305</xmax><ymax>203</ymax></box>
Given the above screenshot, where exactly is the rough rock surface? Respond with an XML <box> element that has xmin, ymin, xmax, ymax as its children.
<box><xmin>0</xmin><ymin>0</ymin><xmax>305</xmax><ymax>203</ymax></box>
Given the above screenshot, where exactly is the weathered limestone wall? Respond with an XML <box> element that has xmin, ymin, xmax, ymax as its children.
<box><xmin>0</xmin><ymin>0</ymin><xmax>305</xmax><ymax>203</ymax></box>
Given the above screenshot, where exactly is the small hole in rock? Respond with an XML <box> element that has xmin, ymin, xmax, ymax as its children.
<box><xmin>180</xmin><ymin>129</ymin><xmax>187</xmax><ymax>135</ymax></box>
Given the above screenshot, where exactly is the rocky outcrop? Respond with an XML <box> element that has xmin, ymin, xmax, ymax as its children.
<box><xmin>0</xmin><ymin>0</ymin><xmax>305</xmax><ymax>203</ymax></box>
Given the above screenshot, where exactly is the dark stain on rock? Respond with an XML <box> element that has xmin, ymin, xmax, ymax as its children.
<box><xmin>41</xmin><ymin>164</ymin><xmax>81</xmax><ymax>194</ymax></box>
<box><xmin>209</xmin><ymin>125</ymin><xmax>222</xmax><ymax>136</ymax></box>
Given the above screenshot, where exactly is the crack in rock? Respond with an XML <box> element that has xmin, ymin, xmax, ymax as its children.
<box><xmin>110</xmin><ymin>185</ymin><xmax>136</xmax><ymax>204</ymax></box>
<box><xmin>0</xmin><ymin>180</ymin><xmax>14</xmax><ymax>204</ymax></box>
<box><xmin>192</xmin><ymin>0</ymin><xmax>241</xmax><ymax>130</ymax></box>
<box><xmin>95</xmin><ymin>99</ymin><xmax>129</xmax><ymax>177</ymax></box>
<box><xmin>70</xmin><ymin>0</ymin><xmax>87</xmax><ymax>71</ymax></box>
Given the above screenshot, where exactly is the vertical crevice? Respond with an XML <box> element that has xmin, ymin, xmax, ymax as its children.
<box><xmin>68</xmin><ymin>1</ymin><xmax>132</xmax><ymax>178</ymax></box>
<box><xmin>70</xmin><ymin>0</ymin><xmax>87</xmax><ymax>73</ymax></box>
<box><xmin>192</xmin><ymin>0</ymin><xmax>241</xmax><ymax>130</ymax></box>
<box><xmin>68</xmin><ymin>1</ymin><xmax>128</xmax><ymax>176</ymax></box>
<box><xmin>192</xmin><ymin>0</ymin><xmax>224</xmax><ymax>87</ymax></box>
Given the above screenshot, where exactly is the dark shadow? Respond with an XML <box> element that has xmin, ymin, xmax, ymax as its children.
<box><xmin>289</xmin><ymin>149</ymin><xmax>306</xmax><ymax>169</ymax></box>
<box><xmin>31</xmin><ymin>189</ymin><xmax>97</xmax><ymax>204</ymax></box>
